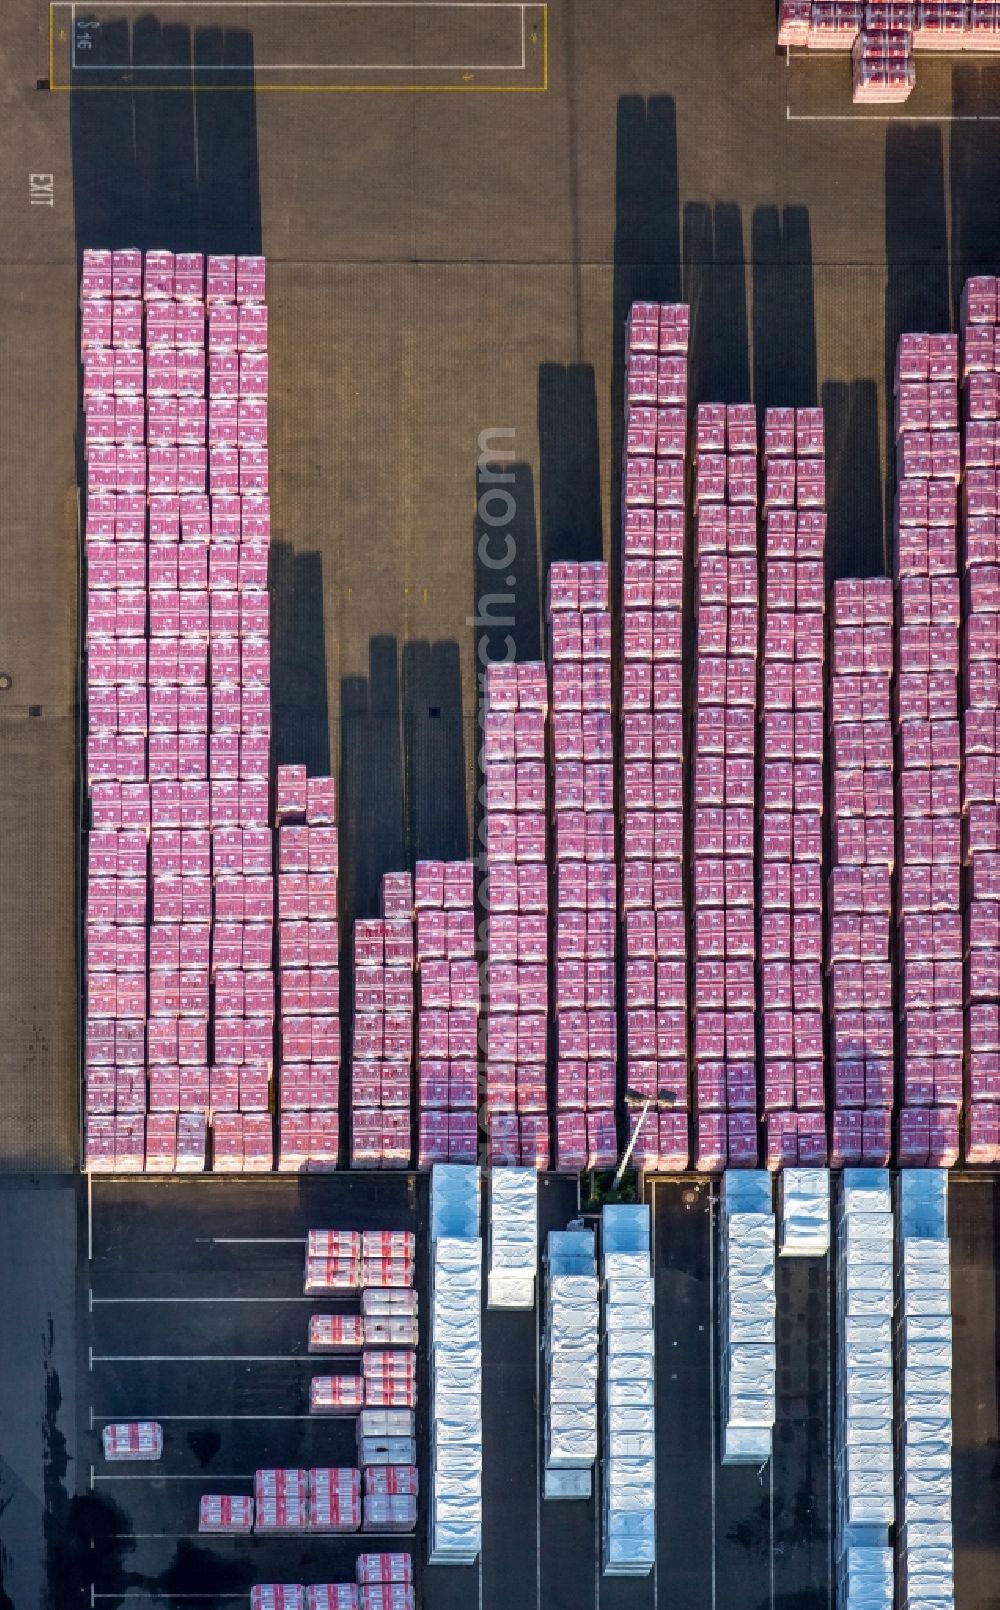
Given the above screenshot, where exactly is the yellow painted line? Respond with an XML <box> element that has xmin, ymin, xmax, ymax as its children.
<box><xmin>48</xmin><ymin>1</ymin><xmax>548</xmax><ymax>91</ymax></box>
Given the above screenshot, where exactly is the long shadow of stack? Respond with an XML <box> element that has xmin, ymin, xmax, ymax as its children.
<box><xmin>270</xmin><ymin>544</ymin><xmax>331</xmax><ymax>776</ymax></box>
<box><xmin>402</xmin><ymin>640</ymin><xmax>469</xmax><ymax>866</ymax></box>
<box><xmin>950</xmin><ymin>66</ymin><xmax>1000</xmax><ymax>324</ymax></box>
<box><xmin>537</xmin><ymin>364</ymin><xmax>603</xmax><ymax>576</ymax></box>
<box><xmin>340</xmin><ymin>637</ymin><xmax>405</xmax><ymax>924</ymax></box>
<box><xmin>683</xmin><ymin>201</ymin><xmax>751</xmax><ymax>404</ymax></box>
<box><xmin>881</xmin><ymin>124</ymin><xmax>950</xmax><ymax>572</ymax></box>
<box><xmin>610</xmin><ymin>95</ymin><xmax>681</xmax><ymax>576</ymax></box>
<box><xmin>751</xmin><ymin>204</ymin><xmax>818</xmax><ymax>411</ymax></box>
<box><xmin>70</xmin><ymin>19</ymin><xmax>261</xmax><ymax>254</ymax></box>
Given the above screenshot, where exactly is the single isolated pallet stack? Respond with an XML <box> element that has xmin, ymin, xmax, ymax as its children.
<box><xmin>759</xmin><ymin>407</ymin><xmax>828</xmax><ymax>1170</ymax></box>
<box><xmin>275</xmin><ymin>766</ymin><xmax>341</xmax><ymax>1170</ymax></box>
<box><xmin>350</xmin><ymin>871</ymin><xmax>415</xmax><ymax>1169</ymax></box>
<box><xmin>482</xmin><ymin>659</ymin><xmax>551</xmax><ymax>1169</ymax></box>
<box><xmin>415</xmin><ymin>861</ymin><xmax>479</xmax><ymax>1168</ymax></box>
<box><xmin>893</xmin><ymin>331</ymin><xmax>963</xmax><ymax>1168</ymax></box>
<box><xmin>827</xmin><ymin>577</ymin><xmax>895</xmax><ymax>1166</ymax></box>
<box><xmin>547</xmin><ymin>560</ymin><xmax>618</xmax><ymax>1173</ymax></box>
<box><xmin>960</xmin><ymin>275</ymin><xmax>1000</xmax><ymax>1164</ymax></box>
<box><xmin>691</xmin><ymin>400</ymin><xmax>760</xmax><ymax>1171</ymax></box>
<box><xmin>620</xmin><ymin>298</ymin><xmax>691</xmax><ymax>1174</ymax></box>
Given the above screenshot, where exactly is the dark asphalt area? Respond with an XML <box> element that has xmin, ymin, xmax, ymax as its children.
<box><xmin>1</xmin><ymin>0</ymin><xmax>1000</xmax><ymax>1605</ymax></box>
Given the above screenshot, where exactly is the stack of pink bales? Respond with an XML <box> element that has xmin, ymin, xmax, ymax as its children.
<box><xmin>82</xmin><ymin>247</ymin><xmax>272</xmax><ymax>1173</ymax></box>
<box><xmin>275</xmin><ymin>763</ymin><xmax>340</xmax><ymax>1170</ymax></box>
<box><xmin>547</xmin><ymin>560</ymin><xmax>618</xmax><ymax>1173</ymax></box>
<box><xmin>619</xmin><ymin>300</ymin><xmax>690</xmax><ymax>1174</ymax></box>
<box><xmin>482</xmin><ymin>660</ymin><xmax>551</xmax><ymax>1169</ymax></box>
<box><xmin>414</xmin><ymin>861</ymin><xmax>479</xmax><ymax>1166</ymax></box>
<box><xmin>759</xmin><ymin>408</ymin><xmax>829</xmax><ymax>1169</ymax></box>
<box><xmin>894</xmin><ymin>330</ymin><xmax>963</xmax><ymax>1167</ymax></box>
<box><xmin>690</xmin><ymin>400</ymin><xmax>761</xmax><ymax>1171</ymax></box>
<box><xmin>350</xmin><ymin>872</ymin><xmax>415</xmax><ymax>1168</ymax></box>
<box><xmin>961</xmin><ymin>276</ymin><xmax>1000</xmax><ymax>1164</ymax></box>
<box><xmin>827</xmin><ymin>577</ymin><xmax>895</xmax><ymax>1165</ymax></box>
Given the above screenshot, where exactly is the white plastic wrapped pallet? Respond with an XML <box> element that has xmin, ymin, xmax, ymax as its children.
<box><xmin>544</xmin><ymin>1229</ymin><xmax>599</xmax><ymax>1480</ymax></box>
<box><xmin>894</xmin><ymin>1169</ymin><xmax>954</xmax><ymax>1610</ymax></box>
<box><xmin>428</xmin><ymin>1165</ymin><xmax>482</xmax><ymax>1567</ymax></box>
<box><xmin>488</xmin><ymin>1167</ymin><xmax>538</xmax><ymax>1309</ymax></box>
<box><xmin>778</xmin><ymin>1167</ymin><xmax>830</xmax><ymax>1257</ymax></box>
<box><xmin>601</xmin><ymin>1203</ymin><xmax>655</xmax><ymax>1576</ymax></box>
<box><xmin>834</xmin><ymin>1168</ymin><xmax>895</xmax><ymax>1610</ymax></box>
<box><xmin>719</xmin><ymin>1172</ymin><xmax>775</xmax><ymax>1464</ymax></box>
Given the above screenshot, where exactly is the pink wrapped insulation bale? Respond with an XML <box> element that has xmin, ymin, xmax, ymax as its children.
<box><xmin>198</xmin><ymin>1494</ymin><xmax>254</xmax><ymax>1533</ymax></box>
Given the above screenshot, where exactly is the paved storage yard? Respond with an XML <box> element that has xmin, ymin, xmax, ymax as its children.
<box><xmin>1</xmin><ymin>0</ymin><xmax>1000</xmax><ymax>1606</ymax></box>
<box><xmin>4</xmin><ymin>0</ymin><xmax>1000</xmax><ymax>1170</ymax></box>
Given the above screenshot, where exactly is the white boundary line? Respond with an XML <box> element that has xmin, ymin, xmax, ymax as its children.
<box><xmin>92</xmin><ymin>1294</ymin><xmax>319</xmax><ymax>1302</ymax></box>
<box><xmin>68</xmin><ymin>0</ymin><xmax>527</xmax><ymax>72</ymax></box>
<box><xmin>205</xmin><ymin>1235</ymin><xmax>305</xmax><ymax>1243</ymax></box>
<box><xmin>95</xmin><ymin>1472</ymin><xmax>253</xmax><ymax>1481</ymax></box>
<box><xmin>111</xmin><ymin>1530</ymin><xmax>417</xmax><ymax>1540</ymax></box>
<box><xmin>91</xmin><ymin>1353</ymin><xmax>310</xmax><ymax>1361</ymax></box>
<box><xmin>92</xmin><ymin>1412</ymin><xmax>316</xmax><ymax>1419</ymax></box>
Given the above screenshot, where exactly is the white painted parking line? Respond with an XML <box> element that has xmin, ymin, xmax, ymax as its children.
<box><xmin>91</xmin><ymin>1295</ymin><xmax>319</xmax><ymax>1303</ymax></box>
<box><xmin>67</xmin><ymin>1</ymin><xmax>530</xmax><ymax>74</ymax></box>
<box><xmin>112</xmin><ymin>1530</ymin><xmax>417</xmax><ymax>1540</ymax></box>
<box><xmin>96</xmin><ymin>1472</ymin><xmax>253</xmax><ymax>1481</ymax></box>
<box><xmin>202</xmin><ymin>1236</ymin><xmax>306</xmax><ymax>1244</ymax></box>
<box><xmin>92</xmin><ymin>1353</ymin><xmax>307</xmax><ymax>1362</ymax></box>
<box><xmin>93</xmin><ymin>1412</ymin><xmax>315</xmax><ymax>1420</ymax></box>
<box><xmin>769</xmin><ymin>1452</ymin><xmax>776</xmax><ymax>1610</ymax></box>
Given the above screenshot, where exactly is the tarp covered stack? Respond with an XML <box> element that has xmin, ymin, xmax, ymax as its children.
<box><xmin>719</xmin><ymin>1169</ymin><xmax>776</xmax><ymax>1463</ymax></box>
<box><xmin>487</xmin><ymin>1166</ymin><xmax>538</xmax><ymax>1308</ymax></box>
<box><xmin>600</xmin><ymin>1204</ymin><xmax>655</xmax><ymax>1576</ymax></box>
<box><xmin>543</xmin><ymin>1225</ymin><xmax>598</xmax><ymax>1500</ymax></box>
<box><xmin>428</xmin><ymin>1164</ymin><xmax>482</xmax><ymax>1564</ymax></box>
